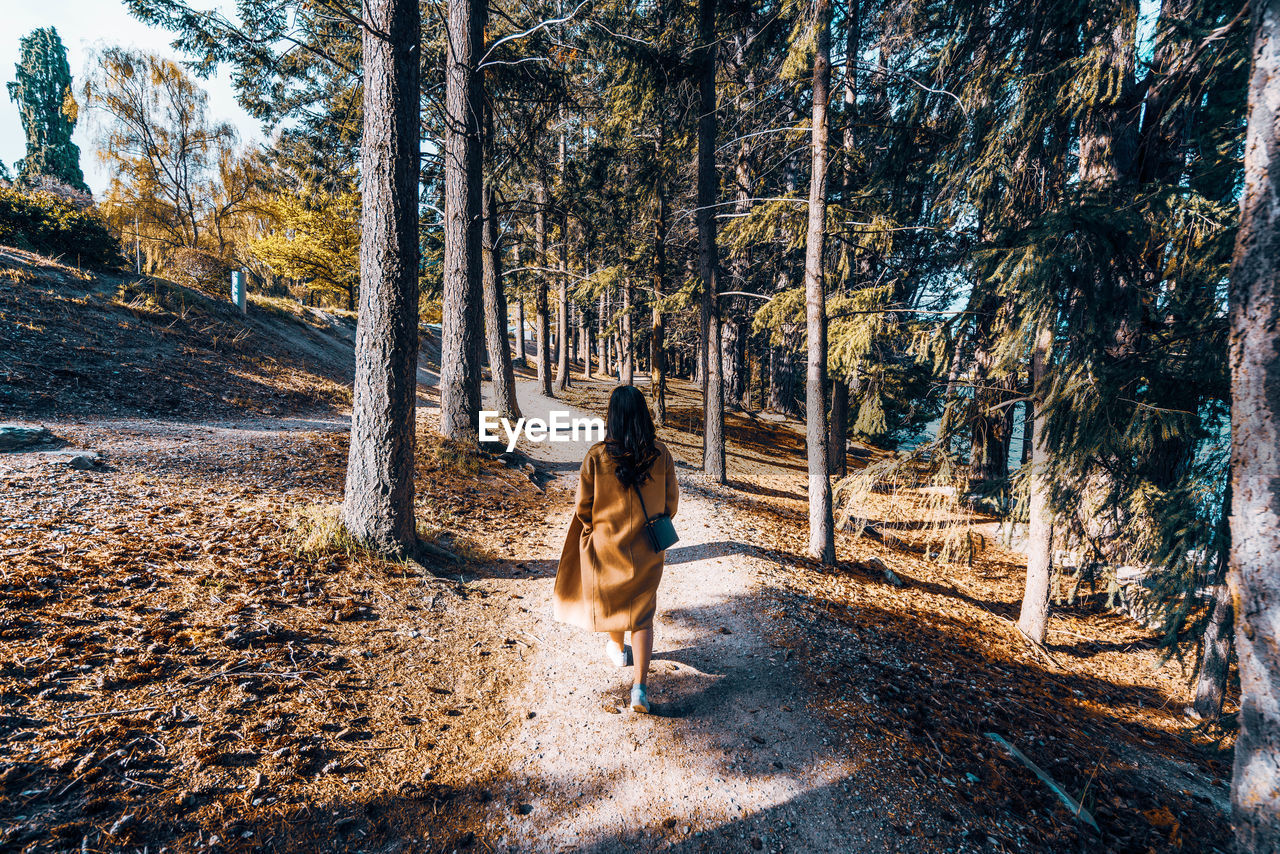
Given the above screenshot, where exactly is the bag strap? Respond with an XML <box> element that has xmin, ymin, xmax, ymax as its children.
<box><xmin>633</xmin><ymin>480</ymin><xmax>652</xmax><ymax>522</ymax></box>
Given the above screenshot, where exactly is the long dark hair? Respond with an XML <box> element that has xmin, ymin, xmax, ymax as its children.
<box><xmin>604</xmin><ymin>385</ymin><xmax>659</xmax><ymax>488</ymax></box>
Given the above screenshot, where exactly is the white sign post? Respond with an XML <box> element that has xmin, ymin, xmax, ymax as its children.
<box><xmin>230</xmin><ymin>270</ymin><xmax>247</xmax><ymax>314</ymax></box>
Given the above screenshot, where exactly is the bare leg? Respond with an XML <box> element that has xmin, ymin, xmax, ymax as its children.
<box><xmin>631</xmin><ymin>627</ymin><xmax>653</xmax><ymax>686</ymax></box>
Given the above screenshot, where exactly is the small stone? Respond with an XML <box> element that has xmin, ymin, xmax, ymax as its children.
<box><xmin>0</xmin><ymin>424</ymin><xmax>53</xmax><ymax>451</ymax></box>
<box><xmin>66</xmin><ymin>452</ymin><xmax>102</xmax><ymax>470</ymax></box>
<box><xmin>517</xmin><ymin>803</ymin><xmax>533</xmax><ymax>815</ymax></box>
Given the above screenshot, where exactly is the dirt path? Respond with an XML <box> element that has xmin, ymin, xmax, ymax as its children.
<box><xmin>472</xmin><ymin>379</ymin><xmax>889</xmax><ymax>853</ymax></box>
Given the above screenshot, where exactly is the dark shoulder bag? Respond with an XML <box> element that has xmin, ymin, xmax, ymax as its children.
<box><xmin>634</xmin><ymin>479</ymin><xmax>678</xmax><ymax>552</ymax></box>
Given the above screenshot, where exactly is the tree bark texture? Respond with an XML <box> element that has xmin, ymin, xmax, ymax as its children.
<box><xmin>439</xmin><ymin>0</ymin><xmax>487</xmax><ymax>442</ymax></box>
<box><xmin>509</xmin><ymin>241</ymin><xmax>524</xmax><ymax>366</ymax></box>
<box><xmin>621</xmin><ymin>280</ymin><xmax>634</xmax><ymax>385</ymax></box>
<box><xmin>535</xmin><ymin>181</ymin><xmax>553</xmax><ymax>396</ymax></box>
<box><xmin>721</xmin><ymin>316</ymin><xmax>746</xmax><ymax>409</ymax></box>
<box><xmin>697</xmin><ymin>0</ymin><xmax>725</xmax><ymax>483</ymax></box>
<box><xmin>597</xmin><ymin>291</ymin><xmax>607</xmax><ymax>379</ymax></box>
<box><xmin>652</xmin><ymin>155</ymin><xmax>668</xmax><ymax>425</ymax></box>
<box><xmin>828</xmin><ymin>378</ymin><xmax>848</xmax><ymax>477</ymax></box>
<box><xmin>768</xmin><ymin>331</ymin><xmax>800</xmax><ymax>416</ymax></box>
<box><xmin>1194</xmin><ymin>577</ymin><xmax>1234</xmax><ymax>722</ymax></box>
<box><xmin>555</xmin><ymin>209</ymin><xmax>571</xmax><ymax>391</ymax></box>
<box><xmin>343</xmin><ymin>0</ymin><xmax>421</xmax><ymax>553</ymax></box>
<box><xmin>804</xmin><ymin>0</ymin><xmax>835</xmax><ymax>564</ymax></box>
<box><xmin>481</xmin><ymin>184</ymin><xmax>520</xmax><ymax>421</ymax></box>
<box><xmin>1228</xmin><ymin>1</ymin><xmax>1280</xmax><ymax>845</ymax></box>
<box><xmin>1018</xmin><ymin>324</ymin><xmax>1055</xmax><ymax>644</ymax></box>
<box><xmin>969</xmin><ymin>371</ymin><xmax>1016</xmax><ymax>495</ymax></box>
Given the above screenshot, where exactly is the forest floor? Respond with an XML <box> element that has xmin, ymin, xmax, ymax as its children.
<box><xmin>0</xmin><ymin>251</ymin><xmax>1236</xmax><ymax>853</ymax></box>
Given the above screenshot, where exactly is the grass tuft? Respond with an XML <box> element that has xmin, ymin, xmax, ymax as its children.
<box><xmin>420</xmin><ymin>436</ymin><xmax>484</xmax><ymax>478</ymax></box>
<box><xmin>287</xmin><ymin>502</ymin><xmax>360</xmax><ymax>557</ymax></box>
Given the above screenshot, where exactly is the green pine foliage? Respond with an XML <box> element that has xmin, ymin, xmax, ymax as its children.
<box><xmin>7</xmin><ymin>27</ymin><xmax>88</xmax><ymax>192</ymax></box>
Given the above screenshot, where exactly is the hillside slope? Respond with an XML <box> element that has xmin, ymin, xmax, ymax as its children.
<box><xmin>0</xmin><ymin>247</ymin><xmax>357</xmax><ymax>418</ymax></box>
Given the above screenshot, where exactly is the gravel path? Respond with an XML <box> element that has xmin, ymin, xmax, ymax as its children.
<box><xmin>4</xmin><ymin>373</ymin><xmax>891</xmax><ymax>852</ymax></box>
<box><xmin>486</xmin><ymin>379</ymin><xmax>887</xmax><ymax>853</ymax></box>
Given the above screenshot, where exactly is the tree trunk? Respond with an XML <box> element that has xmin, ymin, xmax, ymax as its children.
<box><xmin>1018</xmin><ymin>324</ymin><xmax>1054</xmax><ymax>644</ymax></box>
<box><xmin>726</xmin><ymin>59</ymin><xmax>754</xmax><ymax>414</ymax></box>
<box><xmin>597</xmin><ymin>291</ymin><xmax>607</xmax><ymax>380</ymax></box>
<box><xmin>555</xmin><ymin>208</ymin><xmax>571</xmax><ymax>391</ymax></box>
<box><xmin>768</xmin><ymin>334</ymin><xmax>799</xmax><ymax>416</ymax></box>
<box><xmin>571</xmin><ymin>302</ymin><xmax>580</xmax><ymax>364</ymax></box>
<box><xmin>803</xmin><ymin>0</ymin><xmax>835</xmax><ymax>564</ymax></box>
<box><xmin>697</xmin><ymin>0</ymin><xmax>725</xmax><ymax>483</ymax></box>
<box><xmin>1194</xmin><ymin>577</ymin><xmax>1234</xmax><ymax>722</ymax></box>
<box><xmin>439</xmin><ymin>0</ymin><xmax>486</xmax><ymax>442</ymax></box>
<box><xmin>652</xmin><ymin>158</ymin><xmax>668</xmax><ymax>424</ymax></box>
<box><xmin>512</xmin><ymin>249</ymin><xmax>527</xmax><ymax>369</ymax></box>
<box><xmin>721</xmin><ymin>316</ymin><xmax>746</xmax><ymax>409</ymax></box>
<box><xmin>1021</xmin><ymin>398</ymin><xmax>1033</xmax><ymax>466</ymax></box>
<box><xmin>826</xmin><ymin>0</ymin><xmax>860</xmax><ymax>462</ymax></box>
<box><xmin>481</xmin><ymin>183</ymin><xmax>520</xmax><ymax>421</ymax></box>
<box><xmin>828</xmin><ymin>378</ymin><xmax>848</xmax><ymax>477</ymax></box>
<box><xmin>1228</xmin><ymin>2</ymin><xmax>1280</xmax><ymax>844</ymax></box>
<box><xmin>343</xmin><ymin>0</ymin><xmax>421</xmax><ymax>553</ymax></box>
<box><xmin>621</xmin><ymin>280</ymin><xmax>634</xmax><ymax>385</ymax></box>
<box><xmin>535</xmin><ymin>181</ymin><xmax>552</xmax><ymax>396</ymax></box>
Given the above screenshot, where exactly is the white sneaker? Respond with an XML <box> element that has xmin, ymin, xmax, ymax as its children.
<box><xmin>605</xmin><ymin>642</ymin><xmax>632</xmax><ymax>667</ymax></box>
<box><xmin>631</xmin><ymin>683</ymin><xmax>650</xmax><ymax>714</ymax></box>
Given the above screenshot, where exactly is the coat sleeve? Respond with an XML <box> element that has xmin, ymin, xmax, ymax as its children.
<box><xmin>663</xmin><ymin>444</ymin><xmax>679</xmax><ymax>519</ymax></box>
<box><xmin>575</xmin><ymin>450</ymin><xmax>596</xmax><ymax>532</ymax></box>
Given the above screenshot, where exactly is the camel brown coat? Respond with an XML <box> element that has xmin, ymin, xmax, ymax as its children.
<box><xmin>554</xmin><ymin>441</ymin><xmax>679</xmax><ymax>632</ymax></box>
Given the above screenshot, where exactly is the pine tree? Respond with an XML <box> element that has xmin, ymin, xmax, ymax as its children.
<box><xmin>342</xmin><ymin>0</ymin><xmax>422</xmax><ymax>553</ymax></box>
<box><xmin>804</xmin><ymin>0</ymin><xmax>836</xmax><ymax>564</ymax></box>
<box><xmin>1228</xmin><ymin>0</ymin><xmax>1280</xmax><ymax>845</ymax></box>
<box><xmin>696</xmin><ymin>0</ymin><xmax>726</xmax><ymax>484</ymax></box>
<box><xmin>482</xmin><ymin>181</ymin><xmax>521</xmax><ymax>421</ymax></box>
<box><xmin>439</xmin><ymin>0</ymin><xmax>488</xmax><ymax>442</ymax></box>
<box><xmin>8</xmin><ymin>27</ymin><xmax>87</xmax><ymax>192</ymax></box>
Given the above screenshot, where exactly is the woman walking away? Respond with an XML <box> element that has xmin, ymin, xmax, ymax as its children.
<box><xmin>554</xmin><ymin>385</ymin><xmax>679</xmax><ymax>713</ymax></box>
